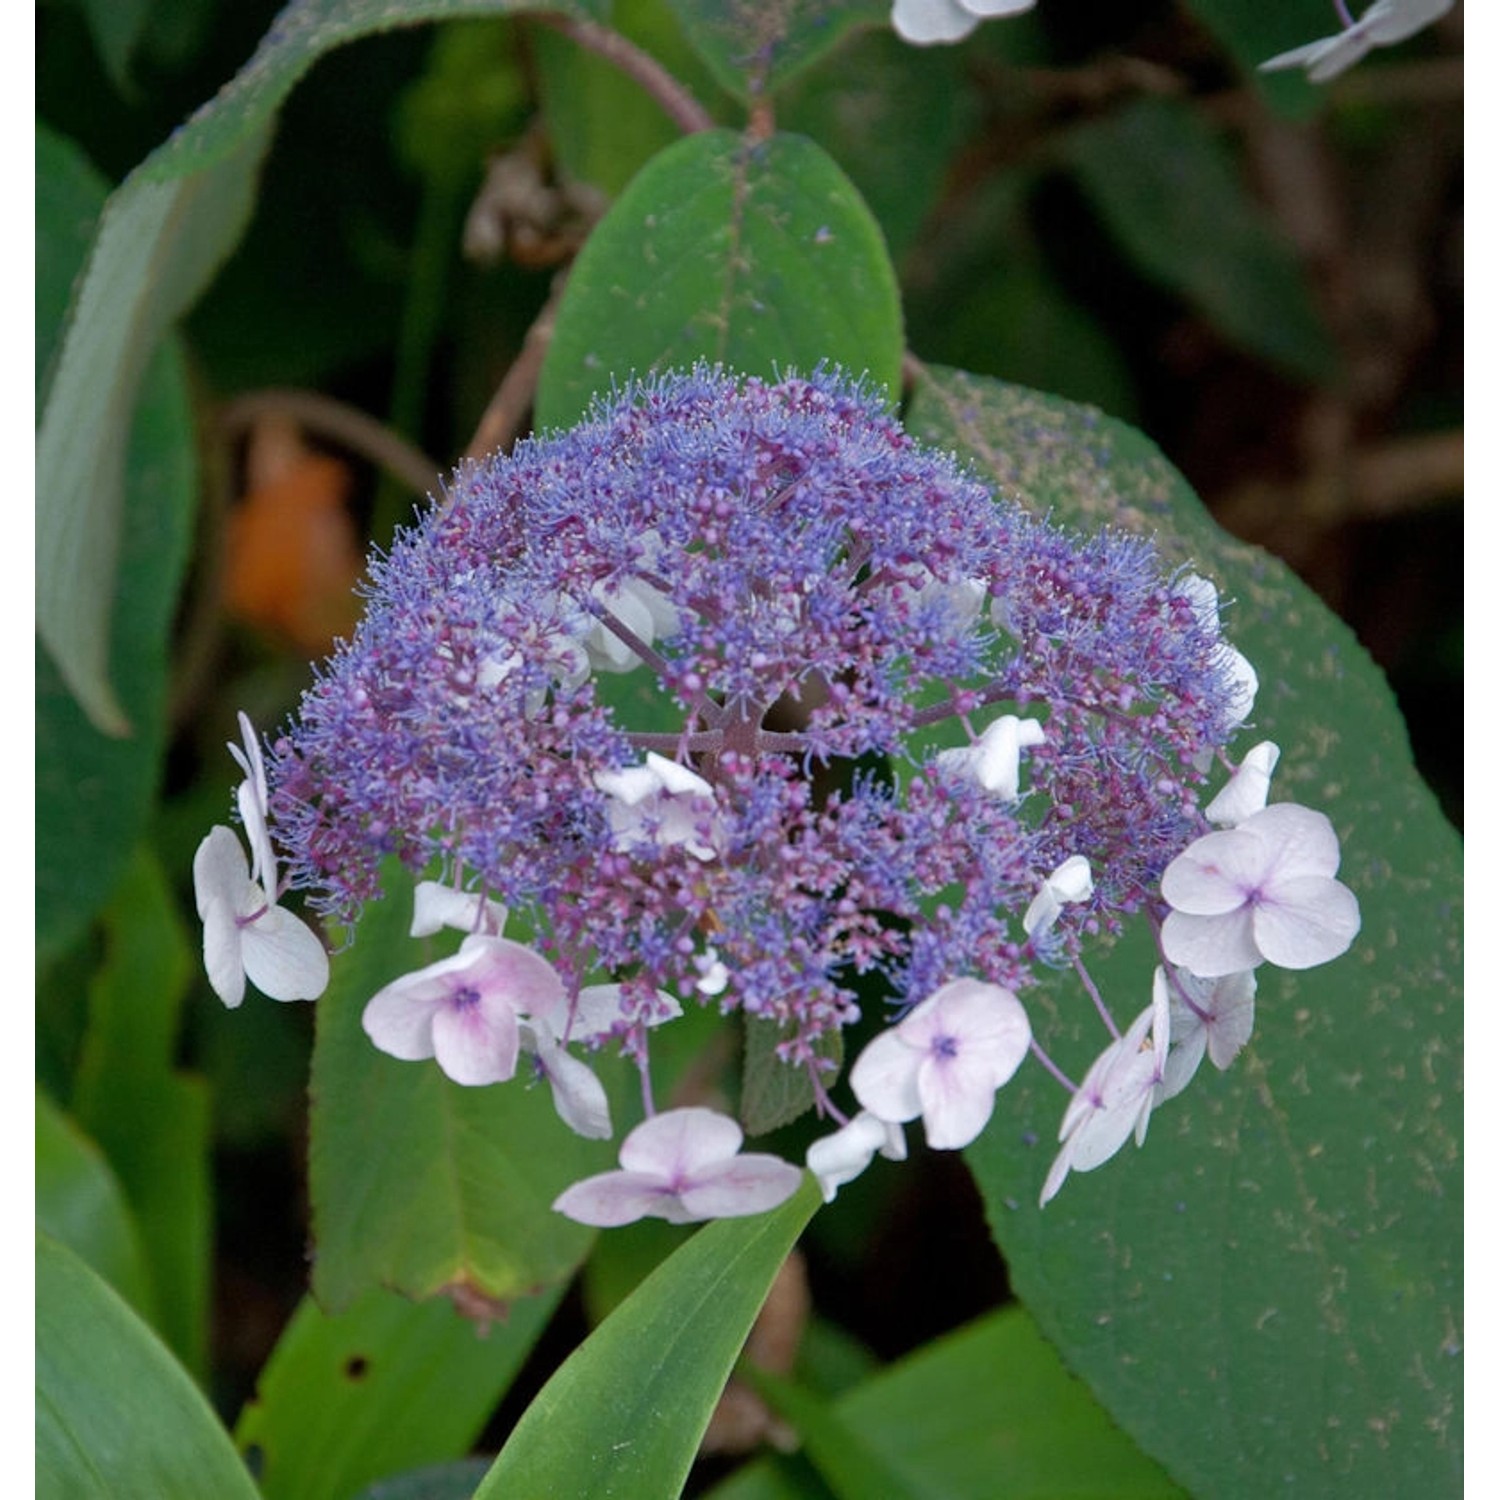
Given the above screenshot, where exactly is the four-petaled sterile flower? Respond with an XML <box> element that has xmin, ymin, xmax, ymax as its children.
<box><xmin>937</xmin><ymin>714</ymin><xmax>1045</xmax><ymax>801</ymax></box>
<box><xmin>850</xmin><ymin>979</ymin><xmax>1031</xmax><ymax>1149</ymax></box>
<box><xmin>1041</xmin><ymin>986</ymin><xmax>1168</xmax><ymax>1206</ymax></box>
<box><xmin>362</xmin><ymin>934</ymin><xmax>565</xmax><ymax>1087</ymax></box>
<box><xmin>1161</xmin><ymin>803</ymin><xmax>1361</xmax><ymax>977</ymax></box>
<box><xmin>552</xmin><ymin>1108</ymin><xmax>803</xmax><ymax>1226</ymax></box>
<box><xmin>891</xmin><ymin>0</ymin><xmax>1036</xmax><ymax>47</ymax></box>
<box><xmin>1155</xmin><ymin>965</ymin><xmax>1256</xmax><ymax>1102</ymax></box>
<box><xmin>1023</xmin><ymin>855</ymin><xmax>1093</xmax><ymax>939</ymax></box>
<box><xmin>193</xmin><ymin>825</ymin><xmax>329</xmax><ymax>1010</ymax></box>
<box><xmin>1260</xmin><ymin>0</ymin><xmax>1453</xmax><ymax>83</ymax></box>
<box><xmin>1205</xmin><ymin>741</ymin><xmax>1280</xmax><ymax>827</ymax></box>
<box><xmin>806</xmin><ymin>1112</ymin><xmax>907</xmax><ymax>1203</ymax></box>
<box><xmin>593</xmin><ymin>751</ymin><xmax>720</xmax><ymax>861</ymax></box>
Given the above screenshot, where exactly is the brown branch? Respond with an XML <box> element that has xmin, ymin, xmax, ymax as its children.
<box><xmin>220</xmin><ymin>389</ymin><xmax>441</xmax><ymax>497</ymax></box>
<box><xmin>533</xmin><ymin>13</ymin><xmax>714</xmax><ymax>135</ymax></box>
<box><xmin>462</xmin><ymin>270</ymin><xmax>568</xmax><ymax>461</ymax></box>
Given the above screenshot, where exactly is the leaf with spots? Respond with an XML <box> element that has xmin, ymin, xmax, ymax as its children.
<box><xmin>906</xmin><ymin>366</ymin><xmax>1462</xmax><ymax>1500</ymax></box>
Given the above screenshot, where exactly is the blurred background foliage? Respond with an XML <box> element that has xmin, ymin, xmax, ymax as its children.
<box><xmin>37</xmin><ymin>0</ymin><xmax>1462</xmax><ymax>1488</ymax></box>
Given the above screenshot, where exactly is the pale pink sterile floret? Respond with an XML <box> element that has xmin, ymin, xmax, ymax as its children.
<box><xmin>227</xmin><ymin>711</ymin><xmax>278</xmax><ymax>894</ymax></box>
<box><xmin>806</xmin><ymin>1111</ymin><xmax>907</xmax><ymax>1203</ymax></box>
<box><xmin>410</xmin><ymin>880</ymin><xmax>508</xmax><ymax>938</ymax></box>
<box><xmin>551</xmin><ymin>1107</ymin><xmax>803</xmax><ymax>1226</ymax></box>
<box><xmin>1160</xmin><ymin>802</ymin><xmax>1361</xmax><ymax>978</ymax></box>
<box><xmin>1260</xmin><ymin>0</ymin><xmax>1453</xmax><ymax>83</ymax></box>
<box><xmin>593</xmin><ymin>751</ymin><xmax>720</xmax><ymax>861</ymax></box>
<box><xmin>1040</xmin><ymin>984</ymin><xmax>1169</xmax><ymax>1206</ymax></box>
<box><xmin>1155</xmin><ymin>964</ymin><xmax>1257</xmax><ymax>1102</ymax></box>
<box><xmin>1204</xmin><ymin>741</ymin><xmax>1280</xmax><ymax>827</ymax></box>
<box><xmin>193</xmin><ymin>825</ymin><xmax>329</xmax><ymax>1010</ymax></box>
<box><xmin>892</xmin><ymin>0</ymin><xmax>1035</xmax><ymax>47</ymax></box>
<box><xmin>936</xmin><ymin>714</ymin><xmax>1045</xmax><ymax>801</ymax></box>
<box><xmin>1022</xmin><ymin>855</ymin><xmax>1093</xmax><ymax>939</ymax></box>
<box><xmin>520</xmin><ymin>1016</ymin><xmax>613</xmax><ymax>1139</ymax></box>
<box><xmin>361</xmin><ymin>933</ymin><xmax>565</xmax><ymax>1087</ymax></box>
<box><xmin>849</xmin><ymin>978</ymin><xmax>1031</xmax><ymax>1149</ymax></box>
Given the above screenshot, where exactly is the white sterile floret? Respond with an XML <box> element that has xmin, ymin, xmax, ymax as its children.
<box><xmin>193</xmin><ymin>825</ymin><xmax>329</xmax><ymax>1010</ymax></box>
<box><xmin>936</xmin><ymin>715</ymin><xmax>1045</xmax><ymax>801</ymax></box>
<box><xmin>410</xmin><ymin>881</ymin><xmax>508</xmax><ymax>938</ymax></box>
<box><xmin>806</xmin><ymin>1112</ymin><xmax>907</xmax><ymax>1203</ymax></box>
<box><xmin>593</xmin><ymin>751</ymin><xmax>720</xmax><ymax>861</ymax></box>
<box><xmin>520</xmin><ymin>1016</ymin><xmax>612</xmax><ymax>1139</ymax></box>
<box><xmin>1154</xmin><ymin>965</ymin><xmax>1257</xmax><ymax>1102</ymax></box>
<box><xmin>227</xmin><ymin>711</ymin><xmax>278</xmax><ymax>894</ymax></box>
<box><xmin>694</xmin><ymin>948</ymin><xmax>730</xmax><ymax>997</ymax></box>
<box><xmin>551</xmin><ymin>1107</ymin><xmax>803</xmax><ymax>1226</ymax></box>
<box><xmin>850</xmin><ymin>978</ymin><xmax>1031</xmax><ymax>1149</ymax></box>
<box><xmin>1040</xmin><ymin>984</ymin><xmax>1169</xmax><ymax>1206</ymax></box>
<box><xmin>1205</xmin><ymin>741</ymin><xmax>1280</xmax><ymax>827</ymax></box>
<box><xmin>1160</xmin><ymin>803</ymin><xmax>1361</xmax><ymax>977</ymax></box>
<box><xmin>561</xmin><ymin>982</ymin><xmax>684</xmax><ymax>1043</ymax></box>
<box><xmin>361</xmin><ymin>933</ymin><xmax>565</xmax><ymax>1087</ymax></box>
<box><xmin>1174</xmin><ymin>572</ymin><xmax>1258</xmax><ymax>730</ymax></box>
<box><xmin>1260</xmin><ymin>0</ymin><xmax>1452</xmax><ymax>83</ymax></box>
<box><xmin>1022</xmin><ymin>855</ymin><xmax>1093</xmax><ymax>939</ymax></box>
<box><xmin>583</xmin><ymin>574</ymin><xmax>679</xmax><ymax>673</ymax></box>
<box><xmin>892</xmin><ymin>0</ymin><xmax>1035</xmax><ymax>46</ymax></box>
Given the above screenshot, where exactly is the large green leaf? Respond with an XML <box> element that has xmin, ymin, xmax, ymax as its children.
<box><xmin>36</xmin><ymin>0</ymin><xmax>595</xmax><ymax>733</ymax></box>
<box><xmin>36</xmin><ymin>1233</ymin><xmax>260</xmax><ymax>1500</ymax></box>
<box><xmin>308</xmin><ymin>870</ymin><xmax>619</xmax><ymax>1309</ymax></box>
<box><xmin>476</xmin><ymin>1178</ymin><xmax>822</xmax><ymax>1499</ymax></box>
<box><xmin>1062</xmin><ymin>98</ymin><xmax>1339</xmax><ymax>385</ymax></box>
<box><xmin>36</xmin><ymin>126</ymin><xmax>197</xmax><ymax>960</ymax></box>
<box><xmin>708</xmin><ymin>1306</ymin><xmax>1185</xmax><ymax>1500</ymax></box>
<box><xmin>71</xmin><ymin>848</ymin><xmax>212</xmax><ymax>1379</ymax></box>
<box><xmin>35</xmin><ymin>1092</ymin><xmax>158</xmax><ymax>1328</ymax></box>
<box><xmin>906</xmin><ymin>366</ymin><xmax>1462</xmax><ymax>1499</ymax></box>
<box><xmin>663</xmin><ymin>0</ymin><xmax>886</xmax><ymax>103</ymax></box>
<box><xmin>237</xmin><ymin>1282</ymin><xmax>563</xmax><ymax>1500</ymax></box>
<box><xmin>535</xmin><ymin>128</ymin><xmax>903</xmax><ymax>429</ymax></box>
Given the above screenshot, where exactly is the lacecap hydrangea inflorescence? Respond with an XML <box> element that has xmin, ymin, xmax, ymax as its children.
<box><xmin>193</xmin><ymin>366</ymin><xmax>1360</xmax><ymax>1221</ymax></box>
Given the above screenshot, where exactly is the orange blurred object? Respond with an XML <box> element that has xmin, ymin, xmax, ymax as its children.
<box><xmin>224</xmin><ymin>420</ymin><xmax>365</xmax><ymax>653</ymax></box>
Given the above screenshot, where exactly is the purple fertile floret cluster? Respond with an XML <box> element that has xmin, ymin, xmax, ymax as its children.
<box><xmin>267</xmin><ymin>367</ymin><xmax>1238</xmax><ymax>1070</ymax></box>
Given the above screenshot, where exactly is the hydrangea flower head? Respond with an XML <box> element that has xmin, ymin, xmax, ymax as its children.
<box><xmin>200</xmin><ymin>365</ymin><xmax>1361</xmax><ymax>1218</ymax></box>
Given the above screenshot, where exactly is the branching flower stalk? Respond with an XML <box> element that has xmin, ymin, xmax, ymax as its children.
<box><xmin>194</xmin><ymin>367</ymin><xmax>1360</xmax><ymax>1221</ymax></box>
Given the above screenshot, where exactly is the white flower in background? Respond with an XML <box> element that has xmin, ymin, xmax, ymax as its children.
<box><xmin>1205</xmin><ymin>741</ymin><xmax>1280</xmax><ymax>827</ymax></box>
<box><xmin>1155</xmin><ymin>965</ymin><xmax>1257</xmax><ymax>1102</ymax></box>
<box><xmin>1022</xmin><ymin>854</ymin><xmax>1093</xmax><ymax>939</ymax></box>
<box><xmin>1161</xmin><ymin>803</ymin><xmax>1361</xmax><ymax>977</ymax></box>
<box><xmin>594</xmin><ymin>751</ymin><xmax>721</xmax><ymax>861</ymax></box>
<box><xmin>1260</xmin><ymin>0</ymin><xmax>1453</xmax><ymax>83</ymax></box>
<box><xmin>193</xmin><ymin>825</ymin><xmax>329</xmax><ymax>1010</ymax></box>
<box><xmin>892</xmin><ymin>0</ymin><xmax>1036</xmax><ymax>47</ymax></box>
<box><xmin>410</xmin><ymin>881</ymin><xmax>508</xmax><ymax>938</ymax></box>
<box><xmin>551</xmin><ymin>1108</ymin><xmax>803</xmax><ymax>1226</ymax></box>
<box><xmin>850</xmin><ymin>978</ymin><xmax>1031</xmax><ymax>1149</ymax></box>
<box><xmin>937</xmin><ymin>714</ymin><xmax>1046</xmax><ymax>801</ymax></box>
<box><xmin>361</xmin><ymin>933</ymin><xmax>565</xmax><ymax>1087</ymax></box>
<box><xmin>1040</xmin><ymin>985</ymin><xmax>1168</xmax><ymax>1206</ymax></box>
<box><xmin>584</xmin><ymin>573</ymin><xmax>680</xmax><ymax>673</ymax></box>
<box><xmin>806</xmin><ymin>1112</ymin><xmax>907</xmax><ymax>1203</ymax></box>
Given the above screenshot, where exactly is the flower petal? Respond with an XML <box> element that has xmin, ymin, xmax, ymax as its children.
<box><xmin>617</xmin><ymin>1107</ymin><xmax>743</xmax><ymax>1177</ymax></box>
<box><xmin>201</xmin><ymin>898</ymin><xmax>246</xmax><ymax>1010</ymax></box>
<box><xmin>410</xmin><ymin>882</ymin><xmax>506</xmax><ymax>938</ymax></box>
<box><xmin>240</xmin><ymin>906</ymin><xmax>329</xmax><ymax>1002</ymax></box>
<box><xmin>849</xmin><ymin>1028</ymin><xmax>924</xmax><ymax>1124</ymax></box>
<box><xmin>676</xmin><ymin>1154</ymin><xmax>804</xmax><ymax>1220</ymax></box>
<box><xmin>1205</xmin><ymin>741</ymin><xmax>1280</xmax><ymax>827</ymax></box>
<box><xmin>1160</xmin><ymin>907</ymin><xmax>1263</xmax><ymax>977</ymax></box>
<box><xmin>525</xmin><ymin>1022</ymin><xmax>612</xmax><ymax>1139</ymax></box>
<box><xmin>552</xmin><ymin>1171</ymin><xmax>679</xmax><ymax>1227</ymax></box>
<box><xmin>430</xmin><ymin>997</ymin><xmax>521</xmax><ymax>1086</ymax></box>
<box><xmin>1161</xmin><ymin>829</ymin><xmax>1263</xmax><ymax>915</ymax></box>
<box><xmin>916</xmin><ymin>1050</ymin><xmax>1001</xmax><ymax>1149</ymax></box>
<box><xmin>193</xmin><ymin>826</ymin><xmax>250</xmax><ymax>921</ymax></box>
<box><xmin>1252</xmin><ymin>877</ymin><xmax>1361</xmax><ymax>969</ymax></box>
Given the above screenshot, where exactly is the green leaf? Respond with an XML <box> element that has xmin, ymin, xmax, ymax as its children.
<box><xmin>663</xmin><ymin>0</ymin><xmax>887</xmax><ymax>103</ymax></box>
<box><xmin>308</xmin><ymin>868</ymin><xmax>618</xmax><ymax>1310</ymax></box>
<box><xmin>236</xmin><ymin>1282</ymin><xmax>563</xmax><ymax>1500</ymax></box>
<box><xmin>71</xmin><ymin>848</ymin><xmax>212</xmax><ymax>1379</ymax></box>
<box><xmin>535</xmin><ymin>128</ymin><xmax>903</xmax><ymax>429</ymax></box>
<box><xmin>78</xmin><ymin>0</ymin><xmax>153</xmax><ymax>93</ymax></box>
<box><xmin>352</xmin><ymin>1461</ymin><xmax>493</xmax><ymax>1500</ymax></box>
<box><xmin>1062</xmin><ymin>98</ymin><xmax>1339</xmax><ymax>385</ymax></box>
<box><xmin>36</xmin><ymin>0</ymin><xmax>592</xmax><ymax>732</ymax></box>
<box><xmin>708</xmin><ymin>1306</ymin><xmax>1184</xmax><ymax>1500</ymax></box>
<box><xmin>476</xmin><ymin>1178</ymin><xmax>821</xmax><ymax>1499</ymax></box>
<box><xmin>1180</xmin><ymin>0</ymin><xmax>1324</xmax><ymax>117</ymax></box>
<box><xmin>741</xmin><ymin>1015</ymin><xmax>841</xmax><ymax>1136</ymax></box>
<box><xmin>36</xmin><ymin>127</ymin><xmax>197</xmax><ymax>960</ymax></box>
<box><xmin>906</xmin><ymin>367</ymin><xmax>1462</xmax><ymax>1499</ymax></box>
<box><xmin>35</xmin><ymin>1092</ymin><xmax>158</xmax><ymax>1328</ymax></box>
<box><xmin>37</xmin><ymin>1233</ymin><xmax>261</xmax><ymax>1500</ymax></box>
